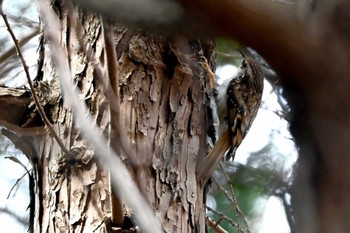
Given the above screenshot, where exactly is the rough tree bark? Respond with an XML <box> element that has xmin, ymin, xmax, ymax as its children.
<box><xmin>175</xmin><ymin>1</ymin><xmax>350</xmax><ymax>232</ymax></box>
<box><xmin>9</xmin><ymin>0</ymin><xmax>349</xmax><ymax>232</ymax></box>
<box><xmin>0</xmin><ymin>3</ymin><xmax>215</xmax><ymax>233</ymax></box>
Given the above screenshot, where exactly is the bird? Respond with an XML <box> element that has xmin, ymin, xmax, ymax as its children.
<box><xmin>197</xmin><ymin>53</ymin><xmax>264</xmax><ymax>183</ymax></box>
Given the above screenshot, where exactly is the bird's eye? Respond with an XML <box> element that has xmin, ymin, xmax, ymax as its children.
<box><xmin>241</xmin><ymin>60</ymin><xmax>247</xmax><ymax>69</ymax></box>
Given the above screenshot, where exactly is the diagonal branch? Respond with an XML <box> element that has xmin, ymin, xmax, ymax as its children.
<box><xmin>0</xmin><ymin>28</ymin><xmax>40</xmax><ymax>65</ymax></box>
<box><xmin>0</xmin><ymin>9</ymin><xmax>70</xmax><ymax>155</ymax></box>
<box><xmin>36</xmin><ymin>1</ymin><xmax>162</xmax><ymax>232</ymax></box>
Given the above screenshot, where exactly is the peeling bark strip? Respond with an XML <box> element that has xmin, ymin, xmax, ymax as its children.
<box><xmin>34</xmin><ymin>9</ymin><xmax>111</xmax><ymax>233</ymax></box>
<box><xmin>116</xmin><ymin>31</ymin><xmax>215</xmax><ymax>232</ymax></box>
<box><xmin>0</xmin><ymin>3</ymin><xmax>215</xmax><ymax>233</ymax></box>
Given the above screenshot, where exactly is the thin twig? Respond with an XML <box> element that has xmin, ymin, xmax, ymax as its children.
<box><xmin>0</xmin><ymin>28</ymin><xmax>39</xmax><ymax>64</ymax></box>
<box><xmin>207</xmin><ymin>217</ymin><xmax>229</xmax><ymax>233</ymax></box>
<box><xmin>219</xmin><ymin>162</ymin><xmax>251</xmax><ymax>232</ymax></box>
<box><xmin>206</xmin><ymin>205</ymin><xmax>239</xmax><ymax>229</ymax></box>
<box><xmin>211</xmin><ymin>178</ymin><xmax>243</xmax><ymax>232</ymax></box>
<box><xmin>6</xmin><ymin>170</ymin><xmax>30</xmax><ymax>199</ymax></box>
<box><xmin>0</xmin><ymin>207</ymin><xmax>28</xmax><ymax>226</ymax></box>
<box><xmin>212</xmin><ymin>172</ymin><xmax>236</xmax><ymax>204</ymax></box>
<box><xmin>0</xmin><ymin>10</ymin><xmax>70</xmax><ymax>155</ymax></box>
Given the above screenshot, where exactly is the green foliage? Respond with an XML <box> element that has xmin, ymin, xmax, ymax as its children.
<box><xmin>207</xmin><ymin>141</ymin><xmax>291</xmax><ymax>232</ymax></box>
<box><xmin>215</xmin><ymin>38</ymin><xmax>244</xmax><ymax>66</ymax></box>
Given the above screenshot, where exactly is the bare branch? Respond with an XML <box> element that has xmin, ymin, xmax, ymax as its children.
<box><xmin>36</xmin><ymin>1</ymin><xmax>162</xmax><ymax>232</ymax></box>
<box><xmin>206</xmin><ymin>206</ymin><xmax>239</xmax><ymax>230</ymax></box>
<box><xmin>0</xmin><ymin>28</ymin><xmax>39</xmax><ymax>65</ymax></box>
<box><xmin>0</xmin><ymin>207</ymin><xmax>28</xmax><ymax>226</ymax></box>
<box><xmin>207</xmin><ymin>217</ymin><xmax>229</xmax><ymax>233</ymax></box>
<box><xmin>219</xmin><ymin>163</ymin><xmax>251</xmax><ymax>230</ymax></box>
<box><xmin>0</xmin><ymin>10</ymin><xmax>70</xmax><ymax>155</ymax></box>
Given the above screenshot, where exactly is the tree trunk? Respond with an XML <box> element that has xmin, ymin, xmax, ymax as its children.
<box><xmin>1</xmin><ymin>4</ymin><xmax>215</xmax><ymax>233</ymax></box>
<box><xmin>172</xmin><ymin>1</ymin><xmax>350</xmax><ymax>232</ymax></box>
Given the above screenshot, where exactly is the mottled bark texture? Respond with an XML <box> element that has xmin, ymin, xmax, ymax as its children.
<box><xmin>176</xmin><ymin>1</ymin><xmax>350</xmax><ymax>232</ymax></box>
<box><xmin>118</xmin><ymin>32</ymin><xmax>209</xmax><ymax>231</ymax></box>
<box><xmin>0</xmin><ymin>5</ymin><xmax>215</xmax><ymax>233</ymax></box>
<box><xmin>114</xmin><ymin>27</ymin><xmax>215</xmax><ymax>232</ymax></box>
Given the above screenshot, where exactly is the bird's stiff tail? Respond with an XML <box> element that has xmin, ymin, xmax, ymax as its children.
<box><xmin>196</xmin><ymin>130</ymin><xmax>230</xmax><ymax>184</ymax></box>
